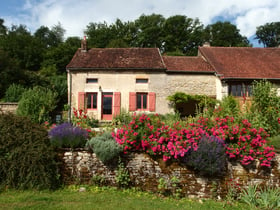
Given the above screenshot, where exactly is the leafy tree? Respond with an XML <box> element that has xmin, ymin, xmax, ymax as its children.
<box><xmin>0</xmin><ymin>24</ymin><xmax>44</xmax><ymax>71</ymax></box>
<box><xmin>134</xmin><ymin>14</ymin><xmax>165</xmax><ymax>48</ymax></box>
<box><xmin>0</xmin><ymin>18</ymin><xmax>7</xmax><ymax>36</ymax></box>
<box><xmin>162</xmin><ymin>15</ymin><xmax>204</xmax><ymax>55</ymax></box>
<box><xmin>255</xmin><ymin>22</ymin><xmax>280</xmax><ymax>47</ymax></box>
<box><xmin>17</xmin><ymin>86</ymin><xmax>58</xmax><ymax>123</ymax></box>
<box><xmin>0</xmin><ymin>50</ymin><xmax>25</xmax><ymax>98</ymax></box>
<box><xmin>204</xmin><ymin>21</ymin><xmax>250</xmax><ymax>47</ymax></box>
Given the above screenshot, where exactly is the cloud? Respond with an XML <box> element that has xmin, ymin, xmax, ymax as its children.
<box><xmin>3</xmin><ymin>0</ymin><xmax>280</xmax><ymax>41</ymax></box>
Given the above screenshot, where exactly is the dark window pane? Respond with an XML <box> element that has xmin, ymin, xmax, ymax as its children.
<box><xmin>86</xmin><ymin>78</ymin><xmax>98</xmax><ymax>83</ymax></box>
<box><xmin>103</xmin><ymin>97</ymin><xmax>112</xmax><ymax>114</ymax></box>
<box><xmin>93</xmin><ymin>94</ymin><xmax>97</xmax><ymax>108</ymax></box>
<box><xmin>136</xmin><ymin>79</ymin><xmax>148</xmax><ymax>84</ymax></box>
<box><xmin>87</xmin><ymin>94</ymin><xmax>92</xmax><ymax>108</ymax></box>
<box><xmin>143</xmin><ymin>94</ymin><xmax>147</xmax><ymax>109</ymax></box>
<box><xmin>137</xmin><ymin>94</ymin><xmax>142</xmax><ymax>109</ymax></box>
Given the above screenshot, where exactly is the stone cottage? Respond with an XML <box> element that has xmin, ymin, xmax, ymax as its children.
<box><xmin>66</xmin><ymin>40</ymin><xmax>280</xmax><ymax>121</ymax></box>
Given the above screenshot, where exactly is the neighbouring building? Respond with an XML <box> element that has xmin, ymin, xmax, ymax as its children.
<box><xmin>66</xmin><ymin>40</ymin><xmax>280</xmax><ymax>121</ymax></box>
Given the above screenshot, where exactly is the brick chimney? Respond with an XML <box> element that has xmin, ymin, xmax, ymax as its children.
<box><xmin>203</xmin><ymin>42</ymin><xmax>211</xmax><ymax>47</ymax></box>
<box><xmin>81</xmin><ymin>36</ymin><xmax>87</xmax><ymax>52</ymax></box>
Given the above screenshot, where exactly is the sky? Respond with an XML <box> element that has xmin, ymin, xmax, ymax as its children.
<box><xmin>1</xmin><ymin>0</ymin><xmax>280</xmax><ymax>47</ymax></box>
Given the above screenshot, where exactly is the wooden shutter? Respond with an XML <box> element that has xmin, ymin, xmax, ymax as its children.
<box><xmin>78</xmin><ymin>92</ymin><xmax>85</xmax><ymax>110</ymax></box>
<box><xmin>148</xmin><ymin>92</ymin><xmax>156</xmax><ymax>112</ymax></box>
<box><xmin>113</xmin><ymin>92</ymin><xmax>121</xmax><ymax>117</ymax></box>
<box><xmin>129</xmin><ymin>92</ymin><xmax>136</xmax><ymax>111</ymax></box>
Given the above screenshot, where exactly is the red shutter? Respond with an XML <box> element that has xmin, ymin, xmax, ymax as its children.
<box><xmin>148</xmin><ymin>92</ymin><xmax>156</xmax><ymax>112</ymax></box>
<box><xmin>78</xmin><ymin>92</ymin><xmax>85</xmax><ymax>110</ymax></box>
<box><xmin>113</xmin><ymin>92</ymin><xmax>121</xmax><ymax>117</ymax></box>
<box><xmin>129</xmin><ymin>92</ymin><xmax>136</xmax><ymax>111</ymax></box>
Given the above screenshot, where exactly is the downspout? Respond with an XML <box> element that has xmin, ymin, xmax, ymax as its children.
<box><xmin>67</xmin><ymin>69</ymin><xmax>72</xmax><ymax>123</ymax></box>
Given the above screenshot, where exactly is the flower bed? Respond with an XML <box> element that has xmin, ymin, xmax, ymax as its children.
<box><xmin>113</xmin><ymin>113</ymin><xmax>275</xmax><ymax>170</ymax></box>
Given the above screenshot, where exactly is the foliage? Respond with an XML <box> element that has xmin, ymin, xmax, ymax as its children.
<box><xmin>247</xmin><ymin>80</ymin><xmax>280</xmax><ymax>136</ymax></box>
<box><xmin>112</xmin><ymin>109</ymin><xmax>133</xmax><ymax>127</ymax></box>
<box><xmin>72</xmin><ymin>108</ymin><xmax>99</xmax><ymax>129</ymax></box>
<box><xmin>115</xmin><ymin>158</ymin><xmax>130</xmax><ymax>188</ymax></box>
<box><xmin>113</xmin><ymin>113</ymin><xmax>275</xmax><ymax>169</ymax></box>
<box><xmin>203</xmin><ymin>21</ymin><xmax>250</xmax><ymax>47</ymax></box>
<box><xmin>167</xmin><ymin>92</ymin><xmax>217</xmax><ymax>116</ymax></box>
<box><xmin>180</xmin><ymin>135</ymin><xmax>226</xmax><ymax>176</ymax></box>
<box><xmin>240</xmin><ymin>184</ymin><xmax>280</xmax><ymax>209</ymax></box>
<box><xmin>266</xmin><ymin>135</ymin><xmax>280</xmax><ymax>151</ymax></box>
<box><xmin>86</xmin><ymin>131</ymin><xmax>122</xmax><ymax>163</ymax></box>
<box><xmin>225</xmin><ymin>178</ymin><xmax>242</xmax><ymax>203</ymax></box>
<box><xmin>3</xmin><ymin>83</ymin><xmax>27</xmax><ymax>102</ymax></box>
<box><xmin>16</xmin><ymin>86</ymin><xmax>58</xmax><ymax>123</ymax></box>
<box><xmin>48</xmin><ymin>122</ymin><xmax>88</xmax><ymax>148</ymax></box>
<box><xmin>0</xmin><ymin>112</ymin><xmax>60</xmax><ymax>190</ymax></box>
<box><xmin>256</xmin><ymin>22</ymin><xmax>280</xmax><ymax>47</ymax></box>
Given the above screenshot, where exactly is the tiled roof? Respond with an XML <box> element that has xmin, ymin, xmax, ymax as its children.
<box><xmin>199</xmin><ymin>46</ymin><xmax>280</xmax><ymax>79</ymax></box>
<box><xmin>67</xmin><ymin>48</ymin><xmax>166</xmax><ymax>70</ymax></box>
<box><xmin>163</xmin><ymin>56</ymin><xmax>215</xmax><ymax>73</ymax></box>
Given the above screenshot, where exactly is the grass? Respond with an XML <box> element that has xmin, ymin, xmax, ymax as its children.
<box><xmin>0</xmin><ymin>186</ymin><xmax>250</xmax><ymax>210</ymax></box>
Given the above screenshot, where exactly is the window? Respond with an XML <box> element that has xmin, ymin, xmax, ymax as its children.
<box><xmin>229</xmin><ymin>83</ymin><xmax>252</xmax><ymax>97</ymax></box>
<box><xmin>136</xmin><ymin>78</ymin><xmax>148</xmax><ymax>84</ymax></box>
<box><xmin>136</xmin><ymin>93</ymin><xmax>148</xmax><ymax>110</ymax></box>
<box><xmin>86</xmin><ymin>78</ymin><xmax>98</xmax><ymax>83</ymax></box>
<box><xmin>86</xmin><ymin>93</ymin><xmax>97</xmax><ymax>109</ymax></box>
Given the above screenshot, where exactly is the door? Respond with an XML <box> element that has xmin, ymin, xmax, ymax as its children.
<box><xmin>102</xmin><ymin>92</ymin><xmax>113</xmax><ymax>120</ymax></box>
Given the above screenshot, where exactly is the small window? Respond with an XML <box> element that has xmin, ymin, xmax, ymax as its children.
<box><xmin>136</xmin><ymin>78</ymin><xmax>148</xmax><ymax>84</ymax></box>
<box><xmin>86</xmin><ymin>93</ymin><xmax>97</xmax><ymax>109</ymax></box>
<box><xmin>229</xmin><ymin>83</ymin><xmax>252</xmax><ymax>97</ymax></box>
<box><xmin>86</xmin><ymin>78</ymin><xmax>98</xmax><ymax>83</ymax></box>
<box><xmin>136</xmin><ymin>93</ymin><xmax>147</xmax><ymax>110</ymax></box>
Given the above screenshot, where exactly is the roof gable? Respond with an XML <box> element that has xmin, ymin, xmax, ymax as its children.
<box><xmin>67</xmin><ymin>48</ymin><xmax>165</xmax><ymax>70</ymax></box>
<box><xmin>199</xmin><ymin>46</ymin><xmax>280</xmax><ymax>79</ymax></box>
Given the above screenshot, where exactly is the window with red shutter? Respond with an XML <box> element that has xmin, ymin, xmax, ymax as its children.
<box><xmin>148</xmin><ymin>92</ymin><xmax>156</xmax><ymax>112</ymax></box>
<box><xmin>129</xmin><ymin>92</ymin><xmax>136</xmax><ymax>111</ymax></box>
<box><xmin>113</xmin><ymin>92</ymin><xmax>121</xmax><ymax>117</ymax></box>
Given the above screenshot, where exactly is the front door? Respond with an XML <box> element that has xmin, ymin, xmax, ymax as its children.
<box><xmin>102</xmin><ymin>92</ymin><xmax>113</xmax><ymax>120</ymax></box>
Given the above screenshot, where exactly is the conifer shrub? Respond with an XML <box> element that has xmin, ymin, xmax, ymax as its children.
<box><xmin>86</xmin><ymin>131</ymin><xmax>122</xmax><ymax>163</ymax></box>
<box><xmin>180</xmin><ymin>135</ymin><xmax>227</xmax><ymax>176</ymax></box>
<box><xmin>48</xmin><ymin>122</ymin><xmax>88</xmax><ymax>148</ymax></box>
<box><xmin>0</xmin><ymin>112</ymin><xmax>60</xmax><ymax>190</ymax></box>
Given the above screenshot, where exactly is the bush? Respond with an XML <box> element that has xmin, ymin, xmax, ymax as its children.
<box><xmin>17</xmin><ymin>86</ymin><xmax>58</xmax><ymax>123</ymax></box>
<box><xmin>86</xmin><ymin>131</ymin><xmax>122</xmax><ymax>163</ymax></box>
<box><xmin>0</xmin><ymin>113</ymin><xmax>60</xmax><ymax>190</ymax></box>
<box><xmin>49</xmin><ymin>122</ymin><xmax>88</xmax><ymax>148</ymax></box>
<box><xmin>4</xmin><ymin>83</ymin><xmax>27</xmax><ymax>102</ymax></box>
<box><xmin>180</xmin><ymin>135</ymin><xmax>227</xmax><ymax>176</ymax></box>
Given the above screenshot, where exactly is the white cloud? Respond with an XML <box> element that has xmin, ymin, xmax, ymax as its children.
<box><xmin>3</xmin><ymin>0</ymin><xmax>280</xmax><ymax>42</ymax></box>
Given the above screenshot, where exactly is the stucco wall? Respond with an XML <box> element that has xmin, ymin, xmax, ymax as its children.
<box><xmin>68</xmin><ymin>70</ymin><xmax>217</xmax><ymax>120</ymax></box>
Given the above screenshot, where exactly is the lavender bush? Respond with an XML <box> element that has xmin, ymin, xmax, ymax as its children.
<box><xmin>48</xmin><ymin>122</ymin><xmax>88</xmax><ymax>148</ymax></box>
<box><xmin>180</xmin><ymin>135</ymin><xmax>227</xmax><ymax>176</ymax></box>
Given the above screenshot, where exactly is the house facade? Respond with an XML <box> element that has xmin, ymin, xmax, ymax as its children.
<box><xmin>67</xmin><ymin>41</ymin><xmax>280</xmax><ymax>121</ymax></box>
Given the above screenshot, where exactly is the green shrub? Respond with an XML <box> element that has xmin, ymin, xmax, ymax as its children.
<box><xmin>266</xmin><ymin>135</ymin><xmax>280</xmax><ymax>151</ymax></box>
<box><xmin>16</xmin><ymin>86</ymin><xmax>58</xmax><ymax>123</ymax></box>
<box><xmin>4</xmin><ymin>83</ymin><xmax>27</xmax><ymax>102</ymax></box>
<box><xmin>86</xmin><ymin>131</ymin><xmax>122</xmax><ymax>163</ymax></box>
<box><xmin>112</xmin><ymin>109</ymin><xmax>133</xmax><ymax>127</ymax></box>
<box><xmin>0</xmin><ymin>113</ymin><xmax>60</xmax><ymax>190</ymax></box>
<box><xmin>115</xmin><ymin>158</ymin><xmax>130</xmax><ymax>188</ymax></box>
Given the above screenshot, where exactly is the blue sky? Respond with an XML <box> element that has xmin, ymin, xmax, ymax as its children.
<box><xmin>1</xmin><ymin>0</ymin><xmax>280</xmax><ymax>47</ymax></box>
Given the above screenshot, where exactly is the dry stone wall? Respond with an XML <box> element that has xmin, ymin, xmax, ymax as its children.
<box><xmin>58</xmin><ymin>149</ymin><xmax>280</xmax><ymax>199</ymax></box>
<box><xmin>0</xmin><ymin>103</ymin><xmax>18</xmax><ymax>114</ymax></box>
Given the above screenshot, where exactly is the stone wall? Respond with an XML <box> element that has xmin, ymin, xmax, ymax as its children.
<box><xmin>0</xmin><ymin>103</ymin><xmax>18</xmax><ymax>114</ymax></box>
<box><xmin>58</xmin><ymin>150</ymin><xmax>280</xmax><ymax>199</ymax></box>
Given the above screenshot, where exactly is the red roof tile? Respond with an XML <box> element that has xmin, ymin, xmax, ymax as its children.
<box><xmin>67</xmin><ymin>48</ymin><xmax>165</xmax><ymax>70</ymax></box>
<box><xmin>163</xmin><ymin>56</ymin><xmax>215</xmax><ymax>73</ymax></box>
<box><xmin>199</xmin><ymin>46</ymin><xmax>280</xmax><ymax>79</ymax></box>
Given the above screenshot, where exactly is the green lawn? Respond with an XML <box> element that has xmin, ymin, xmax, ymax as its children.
<box><xmin>0</xmin><ymin>186</ymin><xmax>251</xmax><ymax>210</ymax></box>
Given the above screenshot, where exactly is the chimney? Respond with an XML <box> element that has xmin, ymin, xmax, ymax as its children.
<box><xmin>203</xmin><ymin>42</ymin><xmax>211</xmax><ymax>47</ymax></box>
<box><xmin>81</xmin><ymin>36</ymin><xmax>87</xmax><ymax>52</ymax></box>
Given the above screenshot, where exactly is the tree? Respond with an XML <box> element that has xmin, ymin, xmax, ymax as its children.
<box><xmin>0</xmin><ymin>24</ymin><xmax>44</xmax><ymax>71</ymax></box>
<box><xmin>255</xmin><ymin>22</ymin><xmax>280</xmax><ymax>47</ymax></box>
<box><xmin>162</xmin><ymin>15</ymin><xmax>204</xmax><ymax>55</ymax></box>
<box><xmin>204</xmin><ymin>21</ymin><xmax>250</xmax><ymax>47</ymax></box>
<box><xmin>134</xmin><ymin>14</ymin><xmax>165</xmax><ymax>48</ymax></box>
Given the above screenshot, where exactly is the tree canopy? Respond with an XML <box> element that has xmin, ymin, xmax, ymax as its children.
<box><xmin>255</xmin><ymin>22</ymin><xmax>280</xmax><ymax>47</ymax></box>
